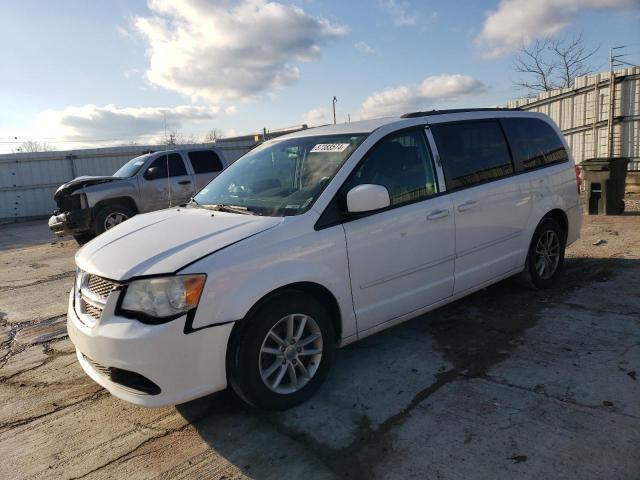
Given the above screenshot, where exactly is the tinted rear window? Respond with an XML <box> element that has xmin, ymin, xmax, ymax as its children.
<box><xmin>188</xmin><ymin>150</ymin><xmax>224</xmax><ymax>173</ymax></box>
<box><xmin>501</xmin><ymin>118</ymin><xmax>568</xmax><ymax>170</ymax></box>
<box><xmin>431</xmin><ymin>120</ymin><xmax>513</xmax><ymax>189</ymax></box>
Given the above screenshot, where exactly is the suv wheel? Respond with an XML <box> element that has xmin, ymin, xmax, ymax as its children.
<box><xmin>228</xmin><ymin>292</ymin><xmax>335</xmax><ymax>410</ymax></box>
<box><xmin>524</xmin><ymin>218</ymin><xmax>566</xmax><ymax>289</ymax></box>
<box><xmin>94</xmin><ymin>204</ymin><xmax>135</xmax><ymax>235</ymax></box>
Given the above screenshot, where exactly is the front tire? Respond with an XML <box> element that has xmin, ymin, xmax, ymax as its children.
<box><xmin>94</xmin><ymin>204</ymin><xmax>135</xmax><ymax>235</ymax></box>
<box><xmin>524</xmin><ymin>218</ymin><xmax>566</xmax><ymax>289</ymax></box>
<box><xmin>228</xmin><ymin>292</ymin><xmax>335</xmax><ymax>410</ymax></box>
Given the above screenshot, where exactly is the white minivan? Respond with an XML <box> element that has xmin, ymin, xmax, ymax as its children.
<box><xmin>68</xmin><ymin>109</ymin><xmax>581</xmax><ymax>410</ymax></box>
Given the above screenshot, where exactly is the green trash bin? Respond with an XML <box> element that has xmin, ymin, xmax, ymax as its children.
<box><xmin>581</xmin><ymin>157</ymin><xmax>630</xmax><ymax>215</ymax></box>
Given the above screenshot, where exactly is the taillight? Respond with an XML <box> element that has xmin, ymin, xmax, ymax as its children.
<box><xmin>575</xmin><ymin>166</ymin><xmax>582</xmax><ymax>194</ymax></box>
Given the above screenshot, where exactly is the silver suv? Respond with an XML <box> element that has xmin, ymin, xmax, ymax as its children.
<box><xmin>48</xmin><ymin>147</ymin><xmax>228</xmax><ymax>243</ymax></box>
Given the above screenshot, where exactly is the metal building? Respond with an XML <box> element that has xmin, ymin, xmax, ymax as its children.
<box><xmin>507</xmin><ymin>67</ymin><xmax>640</xmax><ymax>176</ymax></box>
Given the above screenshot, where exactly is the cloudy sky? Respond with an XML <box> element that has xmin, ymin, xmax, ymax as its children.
<box><xmin>1</xmin><ymin>0</ymin><xmax>639</xmax><ymax>152</ymax></box>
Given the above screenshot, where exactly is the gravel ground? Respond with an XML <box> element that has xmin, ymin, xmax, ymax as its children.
<box><xmin>1</xmin><ymin>213</ymin><xmax>639</xmax><ymax>480</ymax></box>
<box><xmin>624</xmin><ymin>196</ymin><xmax>640</xmax><ymax>212</ymax></box>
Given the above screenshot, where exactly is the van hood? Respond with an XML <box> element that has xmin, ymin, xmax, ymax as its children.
<box><xmin>76</xmin><ymin>207</ymin><xmax>283</xmax><ymax>281</ymax></box>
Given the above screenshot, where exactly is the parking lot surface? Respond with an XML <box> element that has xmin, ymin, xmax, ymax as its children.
<box><xmin>1</xmin><ymin>214</ymin><xmax>639</xmax><ymax>479</ymax></box>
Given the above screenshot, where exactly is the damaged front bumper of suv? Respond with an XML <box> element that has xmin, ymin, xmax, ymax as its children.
<box><xmin>49</xmin><ymin>192</ymin><xmax>92</xmax><ymax>237</ymax></box>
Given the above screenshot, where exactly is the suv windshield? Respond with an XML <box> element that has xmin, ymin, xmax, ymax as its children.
<box><xmin>113</xmin><ymin>154</ymin><xmax>150</xmax><ymax>178</ymax></box>
<box><xmin>193</xmin><ymin>134</ymin><xmax>366</xmax><ymax>216</ymax></box>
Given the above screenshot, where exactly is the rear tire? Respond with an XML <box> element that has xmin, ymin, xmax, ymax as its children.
<box><xmin>523</xmin><ymin>218</ymin><xmax>566</xmax><ymax>289</ymax></box>
<box><xmin>227</xmin><ymin>292</ymin><xmax>335</xmax><ymax>410</ymax></box>
<box><xmin>94</xmin><ymin>204</ymin><xmax>135</xmax><ymax>235</ymax></box>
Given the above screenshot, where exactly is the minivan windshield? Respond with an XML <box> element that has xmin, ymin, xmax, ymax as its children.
<box><xmin>192</xmin><ymin>134</ymin><xmax>366</xmax><ymax>216</ymax></box>
<box><xmin>113</xmin><ymin>154</ymin><xmax>150</xmax><ymax>178</ymax></box>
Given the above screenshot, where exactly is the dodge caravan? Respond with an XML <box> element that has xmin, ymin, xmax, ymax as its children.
<box><xmin>68</xmin><ymin>109</ymin><xmax>581</xmax><ymax>410</ymax></box>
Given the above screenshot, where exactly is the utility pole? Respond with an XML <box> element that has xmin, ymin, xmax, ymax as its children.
<box><xmin>607</xmin><ymin>45</ymin><xmax>633</xmax><ymax>158</ymax></box>
<box><xmin>332</xmin><ymin>96</ymin><xmax>338</xmax><ymax>125</ymax></box>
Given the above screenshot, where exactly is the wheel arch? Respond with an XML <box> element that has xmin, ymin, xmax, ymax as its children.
<box><xmin>229</xmin><ymin>281</ymin><xmax>343</xmax><ymax>346</ymax></box>
<box><xmin>93</xmin><ymin>196</ymin><xmax>139</xmax><ymax>217</ymax></box>
<box><xmin>540</xmin><ymin>208</ymin><xmax>568</xmax><ymax>241</ymax></box>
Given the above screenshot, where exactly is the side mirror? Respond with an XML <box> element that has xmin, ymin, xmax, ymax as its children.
<box><xmin>144</xmin><ymin>167</ymin><xmax>159</xmax><ymax>180</ymax></box>
<box><xmin>346</xmin><ymin>184</ymin><xmax>390</xmax><ymax>213</ymax></box>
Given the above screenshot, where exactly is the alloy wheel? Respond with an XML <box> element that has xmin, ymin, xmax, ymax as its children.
<box><xmin>259</xmin><ymin>313</ymin><xmax>323</xmax><ymax>394</ymax></box>
<box><xmin>534</xmin><ymin>230</ymin><xmax>560</xmax><ymax>280</ymax></box>
<box><xmin>104</xmin><ymin>212</ymin><xmax>128</xmax><ymax>230</ymax></box>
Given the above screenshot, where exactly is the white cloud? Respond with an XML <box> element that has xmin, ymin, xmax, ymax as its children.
<box><xmin>354</xmin><ymin>41</ymin><xmax>377</xmax><ymax>55</ymax></box>
<box><xmin>0</xmin><ymin>104</ymin><xmax>226</xmax><ymax>151</ymax></box>
<box><xmin>303</xmin><ymin>107</ymin><xmax>332</xmax><ymax>126</ymax></box>
<box><xmin>134</xmin><ymin>0</ymin><xmax>346</xmax><ymax>104</ymax></box>
<box><xmin>360</xmin><ymin>74</ymin><xmax>487</xmax><ymax>118</ymax></box>
<box><xmin>35</xmin><ymin>104</ymin><xmax>218</xmax><ymax>140</ymax></box>
<box><xmin>116</xmin><ymin>25</ymin><xmax>132</xmax><ymax>39</ymax></box>
<box><xmin>476</xmin><ymin>0</ymin><xmax>639</xmax><ymax>58</ymax></box>
<box><xmin>378</xmin><ymin>0</ymin><xmax>418</xmax><ymax>26</ymax></box>
<box><xmin>123</xmin><ymin>68</ymin><xmax>141</xmax><ymax>80</ymax></box>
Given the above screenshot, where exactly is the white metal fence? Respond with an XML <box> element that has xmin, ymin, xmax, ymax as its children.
<box><xmin>507</xmin><ymin>67</ymin><xmax>640</xmax><ymax>167</ymax></box>
<box><xmin>0</xmin><ymin>141</ymin><xmax>253</xmax><ymax>221</ymax></box>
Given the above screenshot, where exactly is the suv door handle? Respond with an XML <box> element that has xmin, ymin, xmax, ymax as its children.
<box><xmin>457</xmin><ymin>200</ymin><xmax>478</xmax><ymax>212</ymax></box>
<box><xmin>178</xmin><ymin>180</ymin><xmax>191</xmax><ymax>185</ymax></box>
<box><xmin>427</xmin><ymin>209</ymin><xmax>450</xmax><ymax>221</ymax></box>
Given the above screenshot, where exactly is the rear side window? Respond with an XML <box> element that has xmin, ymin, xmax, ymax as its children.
<box><xmin>145</xmin><ymin>153</ymin><xmax>187</xmax><ymax>179</ymax></box>
<box><xmin>344</xmin><ymin>129</ymin><xmax>438</xmax><ymax>206</ymax></box>
<box><xmin>431</xmin><ymin>120</ymin><xmax>513</xmax><ymax>190</ymax></box>
<box><xmin>501</xmin><ymin>118</ymin><xmax>568</xmax><ymax>170</ymax></box>
<box><xmin>188</xmin><ymin>150</ymin><xmax>224</xmax><ymax>173</ymax></box>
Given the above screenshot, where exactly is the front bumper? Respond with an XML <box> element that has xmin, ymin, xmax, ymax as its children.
<box><xmin>48</xmin><ymin>210</ymin><xmax>91</xmax><ymax>237</ymax></box>
<box><xmin>67</xmin><ymin>289</ymin><xmax>234</xmax><ymax>407</ymax></box>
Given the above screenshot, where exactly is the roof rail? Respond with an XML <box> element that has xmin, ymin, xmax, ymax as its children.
<box><xmin>400</xmin><ymin>107</ymin><xmax>522</xmax><ymax>118</ymax></box>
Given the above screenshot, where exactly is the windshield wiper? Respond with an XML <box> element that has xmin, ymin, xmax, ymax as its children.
<box><xmin>206</xmin><ymin>204</ymin><xmax>258</xmax><ymax>215</ymax></box>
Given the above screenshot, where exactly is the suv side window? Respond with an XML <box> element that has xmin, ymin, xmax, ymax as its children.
<box><xmin>344</xmin><ymin>129</ymin><xmax>438</xmax><ymax>206</ymax></box>
<box><xmin>501</xmin><ymin>117</ymin><xmax>568</xmax><ymax>170</ymax></box>
<box><xmin>431</xmin><ymin>120</ymin><xmax>513</xmax><ymax>190</ymax></box>
<box><xmin>144</xmin><ymin>153</ymin><xmax>188</xmax><ymax>180</ymax></box>
<box><xmin>188</xmin><ymin>150</ymin><xmax>224</xmax><ymax>173</ymax></box>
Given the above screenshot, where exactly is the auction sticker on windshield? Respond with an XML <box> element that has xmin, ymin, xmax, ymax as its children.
<box><xmin>310</xmin><ymin>143</ymin><xmax>350</xmax><ymax>153</ymax></box>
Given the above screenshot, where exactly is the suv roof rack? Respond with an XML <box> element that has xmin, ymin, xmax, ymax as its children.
<box><xmin>400</xmin><ymin>107</ymin><xmax>522</xmax><ymax>119</ymax></box>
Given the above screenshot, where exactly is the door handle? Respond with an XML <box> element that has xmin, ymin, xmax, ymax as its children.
<box><xmin>178</xmin><ymin>180</ymin><xmax>191</xmax><ymax>185</ymax></box>
<box><xmin>427</xmin><ymin>209</ymin><xmax>450</xmax><ymax>220</ymax></box>
<box><xmin>457</xmin><ymin>200</ymin><xmax>478</xmax><ymax>212</ymax></box>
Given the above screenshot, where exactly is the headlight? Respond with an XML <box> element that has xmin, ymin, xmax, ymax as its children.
<box><xmin>119</xmin><ymin>274</ymin><xmax>206</xmax><ymax>323</ymax></box>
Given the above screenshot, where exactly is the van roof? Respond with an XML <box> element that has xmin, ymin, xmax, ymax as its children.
<box><xmin>279</xmin><ymin>108</ymin><xmax>541</xmax><ymax>139</ymax></box>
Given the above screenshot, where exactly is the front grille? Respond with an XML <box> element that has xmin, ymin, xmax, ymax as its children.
<box><xmin>82</xmin><ymin>354</ymin><xmax>161</xmax><ymax>395</ymax></box>
<box><xmin>75</xmin><ymin>270</ymin><xmax>120</xmax><ymax>327</ymax></box>
<box><xmin>81</xmin><ymin>299</ymin><xmax>103</xmax><ymax>321</ymax></box>
<box><xmin>87</xmin><ymin>274</ymin><xmax>119</xmax><ymax>300</ymax></box>
<box><xmin>83</xmin><ymin>354</ymin><xmax>111</xmax><ymax>376</ymax></box>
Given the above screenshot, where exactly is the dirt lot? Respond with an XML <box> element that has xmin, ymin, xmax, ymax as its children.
<box><xmin>1</xmin><ymin>212</ymin><xmax>639</xmax><ymax>480</ymax></box>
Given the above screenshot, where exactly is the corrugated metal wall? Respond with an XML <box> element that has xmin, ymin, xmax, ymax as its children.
<box><xmin>507</xmin><ymin>67</ymin><xmax>640</xmax><ymax>168</ymax></box>
<box><xmin>0</xmin><ymin>141</ymin><xmax>253</xmax><ymax>221</ymax></box>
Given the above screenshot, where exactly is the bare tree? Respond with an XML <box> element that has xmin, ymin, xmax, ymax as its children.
<box><xmin>513</xmin><ymin>34</ymin><xmax>599</xmax><ymax>93</ymax></box>
<box><xmin>15</xmin><ymin>140</ymin><xmax>56</xmax><ymax>153</ymax></box>
<box><xmin>203</xmin><ymin>129</ymin><xmax>224</xmax><ymax>142</ymax></box>
<box><xmin>163</xmin><ymin>130</ymin><xmax>200</xmax><ymax>146</ymax></box>
<box><xmin>550</xmin><ymin>34</ymin><xmax>599</xmax><ymax>89</ymax></box>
